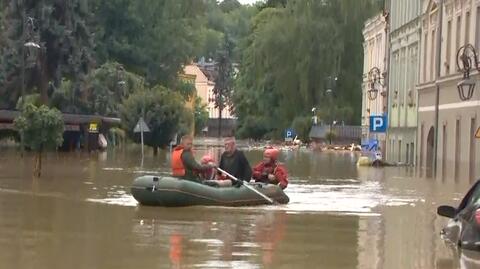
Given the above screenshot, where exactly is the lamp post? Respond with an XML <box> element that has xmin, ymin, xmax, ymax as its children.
<box><xmin>456</xmin><ymin>44</ymin><xmax>479</xmax><ymax>101</ymax></box>
<box><xmin>367</xmin><ymin>67</ymin><xmax>385</xmax><ymax>101</ymax></box>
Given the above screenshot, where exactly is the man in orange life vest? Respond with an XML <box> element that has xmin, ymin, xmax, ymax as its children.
<box><xmin>252</xmin><ymin>148</ymin><xmax>288</xmax><ymax>189</ymax></box>
<box><xmin>171</xmin><ymin>135</ymin><xmax>216</xmax><ymax>182</ymax></box>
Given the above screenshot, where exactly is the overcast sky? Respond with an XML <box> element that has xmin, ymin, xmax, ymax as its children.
<box><xmin>237</xmin><ymin>0</ymin><xmax>264</xmax><ymax>5</ymax></box>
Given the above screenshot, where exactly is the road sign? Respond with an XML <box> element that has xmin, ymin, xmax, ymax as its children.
<box><xmin>361</xmin><ymin>138</ymin><xmax>378</xmax><ymax>152</ymax></box>
<box><xmin>134</xmin><ymin>117</ymin><xmax>150</xmax><ymax>133</ymax></box>
<box><xmin>476</xmin><ymin>127</ymin><xmax>480</xmax><ymax>139</ymax></box>
<box><xmin>369</xmin><ymin>115</ymin><xmax>387</xmax><ymax>133</ymax></box>
<box><xmin>89</xmin><ymin>122</ymin><xmax>99</xmax><ymax>133</ymax></box>
<box><xmin>284</xmin><ymin>128</ymin><xmax>296</xmax><ymax>142</ymax></box>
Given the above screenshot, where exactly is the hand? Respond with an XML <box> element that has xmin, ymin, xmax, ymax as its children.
<box><xmin>207</xmin><ymin>162</ymin><xmax>217</xmax><ymax>169</ymax></box>
<box><xmin>268</xmin><ymin>174</ymin><xmax>276</xmax><ymax>181</ymax></box>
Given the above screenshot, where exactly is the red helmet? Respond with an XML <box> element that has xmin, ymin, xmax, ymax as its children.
<box><xmin>264</xmin><ymin>148</ymin><xmax>279</xmax><ymax>160</ymax></box>
<box><xmin>201</xmin><ymin>155</ymin><xmax>214</xmax><ymax>164</ymax></box>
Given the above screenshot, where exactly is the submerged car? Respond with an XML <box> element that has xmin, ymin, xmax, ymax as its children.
<box><xmin>437</xmin><ymin>180</ymin><xmax>480</xmax><ymax>251</ymax></box>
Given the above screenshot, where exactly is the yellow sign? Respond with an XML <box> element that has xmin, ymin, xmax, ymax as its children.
<box><xmin>476</xmin><ymin>127</ymin><xmax>480</xmax><ymax>139</ymax></box>
<box><xmin>89</xmin><ymin>123</ymin><xmax>99</xmax><ymax>133</ymax></box>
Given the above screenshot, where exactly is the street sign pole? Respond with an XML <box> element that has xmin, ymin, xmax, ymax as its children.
<box><xmin>140</xmin><ymin>117</ymin><xmax>144</xmax><ymax>167</ymax></box>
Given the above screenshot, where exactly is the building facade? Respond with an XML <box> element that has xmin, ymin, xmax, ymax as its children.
<box><xmin>386</xmin><ymin>0</ymin><xmax>423</xmax><ymax>165</ymax></box>
<box><xmin>362</xmin><ymin>13</ymin><xmax>389</xmax><ymax>152</ymax></box>
<box><xmin>417</xmin><ymin>0</ymin><xmax>480</xmax><ymax>182</ymax></box>
<box><xmin>183</xmin><ymin>64</ymin><xmax>234</xmax><ymax>119</ymax></box>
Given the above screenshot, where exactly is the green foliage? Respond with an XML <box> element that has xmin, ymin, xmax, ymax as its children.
<box><xmin>14</xmin><ymin>104</ymin><xmax>64</xmax><ymax>151</ymax></box>
<box><xmin>194</xmin><ymin>97</ymin><xmax>209</xmax><ymax>135</ymax></box>
<box><xmin>291</xmin><ymin>116</ymin><xmax>312</xmax><ymax>142</ymax></box>
<box><xmin>176</xmin><ymin>81</ymin><xmax>196</xmax><ymax>101</ymax></box>
<box><xmin>92</xmin><ymin>0</ymin><xmax>204</xmax><ymax>86</ymax></box>
<box><xmin>0</xmin><ymin>0</ymin><xmax>94</xmax><ymax>108</ymax></box>
<box><xmin>120</xmin><ymin>86</ymin><xmax>192</xmax><ymax>149</ymax></box>
<box><xmin>234</xmin><ymin>0</ymin><xmax>381</xmax><ymax>139</ymax></box>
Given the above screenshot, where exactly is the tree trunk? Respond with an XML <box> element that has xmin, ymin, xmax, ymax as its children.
<box><xmin>34</xmin><ymin>151</ymin><xmax>42</xmax><ymax>177</ymax></box>
<box><xmin>218</xmin><ymin>106</ymin><xmax>223</xmax><ymax>138</ymax></box>
<box><xmin>153</xmin><ymin>146</ymin><xmax>158</xmax><ymax>156</ymax></box>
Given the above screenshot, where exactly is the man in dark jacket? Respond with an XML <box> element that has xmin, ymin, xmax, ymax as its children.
<box><xmin>218</xmin><ymin>137</ymin><xmax>252</xmax><ymax>185</ymax></box>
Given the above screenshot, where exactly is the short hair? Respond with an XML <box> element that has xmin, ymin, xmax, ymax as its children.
<box><xmin>181</xmin><ymin>135</ymin><xmax>193</xmax><ymax>143</ymax></box>
<box><xmin>224</xmin><ymin>137</ymin><xmax>236</xmax><ymax>144</ymax></box>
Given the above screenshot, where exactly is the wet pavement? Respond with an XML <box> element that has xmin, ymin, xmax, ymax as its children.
<box><xmin>0</xmin><ymin>140</ymin><xmax>478</xmax><ymax>269</ymax></box>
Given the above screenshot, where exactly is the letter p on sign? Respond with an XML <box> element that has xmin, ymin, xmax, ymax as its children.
<box><xmin>369</xmin><ymin>115</ymin><xmax>387</xmax><ymax>133</ymax></box>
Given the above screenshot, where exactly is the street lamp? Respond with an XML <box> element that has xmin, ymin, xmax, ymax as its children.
<box><xmin>456</xmin><ymin>44</ymin><xmax>479</xmax><ymax>101</ymax></box>
<box><xmin>367</xmin><ymin>67</ymin><xmax>385</xmax><ymax>100</ymax></box>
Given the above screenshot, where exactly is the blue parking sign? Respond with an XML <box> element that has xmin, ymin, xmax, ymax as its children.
<box><xmin>369</xmin><ymin>115</ymin><xmax>387</xmax><ymax>133</ymax></box>
<box><xmin>285</xmin><ymin>128</ymin><xmax>295</xmax><ymax>141</ymax></box>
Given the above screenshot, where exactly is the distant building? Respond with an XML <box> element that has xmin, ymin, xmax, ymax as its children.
<box><xmin>362</xmin><ymin>13</ymin><xmax>388</xmax><ymax>153</ymax></box>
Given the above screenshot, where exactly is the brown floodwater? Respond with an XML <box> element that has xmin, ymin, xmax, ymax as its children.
<box><xmin>0</xmin><ymin>138</ymin><xmax>478</xmax><ymax>269</ymax></box>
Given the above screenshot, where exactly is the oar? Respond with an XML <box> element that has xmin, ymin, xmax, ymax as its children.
<box><xmin>216</xmin><ymin>167</ymin><xmax>275</xmax><ymax>205</ymax></box>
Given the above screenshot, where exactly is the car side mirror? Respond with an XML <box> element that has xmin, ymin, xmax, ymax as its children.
<box><xmin>437</xmin><ymin>205</ymin><xmax>456</xmax><ymax>218</ymax></box>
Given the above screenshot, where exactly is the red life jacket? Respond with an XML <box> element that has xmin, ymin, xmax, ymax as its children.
<box><xmin>171</xmin><ymin>146</ymin><xmax>185</xmax><ymax>177</ymax></box>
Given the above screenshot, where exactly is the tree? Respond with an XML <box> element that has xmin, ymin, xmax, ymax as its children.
<box><xmin>234</xmin><ymin>0</ymin><xmax>381</xmax><ymax>139</ymax></box>
<box><xmin>92</xmin><ymin>0</ymin><xmax>204</xmax><ymax>87</ymax></box>
<box><xmin>194</xmin><ymin>96</ymin><xmax>209</xmax><ymax>135</ymax></box>
<box><xmin>14</xmin><ymin>104</ymin><xmax>64</xmax><ymax>177</ymax></box>
<box><xmin>213</xmin><ymin>34</ymin><xmax>234</xmax><ymax>137</ymax></box>
<box><xmin>0</xmin><ymin>0</ymin><xmax>94</xmax><ymax>108</ymax></box>
<box><xmin>120</xmin><ymin>86</ymin><xmax>192</xmax><ymax>154</ymax></box>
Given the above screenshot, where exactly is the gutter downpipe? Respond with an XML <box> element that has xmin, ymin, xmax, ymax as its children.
<box><xmin>433</xmin><ymin>0</ymin><xmax>443</xmax><ymax>178</ymax></box>
<box><xmin>383</xmin><ymin>8</ymin><xmax>390</xmax><ymax>161</ymax></box>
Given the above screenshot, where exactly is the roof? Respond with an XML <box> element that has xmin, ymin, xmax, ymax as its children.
<box><xmin>0</xmin><ymin>110</ymin><xmax>121</xmax><ymax>125</ymax></box>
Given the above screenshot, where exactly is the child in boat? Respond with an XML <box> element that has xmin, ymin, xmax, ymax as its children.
<box><xmin>252</xmin><ymin>148</ymin><xmax>288</xmax><ymax>189</ymax></box>
<box><xmin>199</xmin><ymin>155</ymin><xmax>216</xmax><ymax>181</ymax></box>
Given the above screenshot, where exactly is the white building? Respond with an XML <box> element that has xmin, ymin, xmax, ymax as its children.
<box><xmin>362</xmin><ymin>13</ymin><xmax>389</xmax><ymax>152</ymax></box>
<box><xmin>386</xmin><ymin>0</ymin><xmax>423</xmax><ymax>165</ymax></box>
<box><xmin>417</xmin><ymin>0</ymin><xmax>480</xmax><ymax>182</ymax></box>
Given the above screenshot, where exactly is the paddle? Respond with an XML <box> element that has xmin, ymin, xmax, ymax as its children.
<box><xmin>216</xmin><ymin>167</ymin><xmax>275</xmax><ymax>205</ymax></box>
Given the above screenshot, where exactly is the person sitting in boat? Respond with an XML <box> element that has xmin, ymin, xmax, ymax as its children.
<box><xmin>199</xmin><ymin>155</ymin><xmax>216</xmax><ymax>181</ymax></box>
<box><xmin>252</xmin><ymin>148</ymin><xmax>288</xmax><ymax>189</ymax></box>
<box><xmin>218</xmin><ymin>137</ymin><xmax>252</xmax><ymax>186</ymax></box>
<box><xmin>171</xmin><ymin>135</ymin><xmax>216</xmax><ymax>182</ymax></box>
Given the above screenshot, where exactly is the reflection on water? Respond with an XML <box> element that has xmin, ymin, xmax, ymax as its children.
<box><xmin>0</xmin><ymin>142</ymin><xmax>477</xmax><ymax>269</ymax></box>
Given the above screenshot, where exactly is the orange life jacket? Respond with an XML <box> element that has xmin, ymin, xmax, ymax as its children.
<box><xmin>171</xmin><ymin>146</ymin><xmax>185</xmax><ymax>177</ymax></box>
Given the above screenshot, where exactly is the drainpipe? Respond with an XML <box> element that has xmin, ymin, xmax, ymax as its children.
<box><xmin>433</xmin><ymin>0</ymin><xmax>444</xmax><ymax>178</ymax></box>
<box><xmin>383</xmin><ymin>7</ymin><xmax>390</xmax><ymax>161</ymax></box>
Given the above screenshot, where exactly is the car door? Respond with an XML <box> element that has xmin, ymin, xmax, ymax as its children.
<box><xmin>453</xmin><ymin>181</ymin><xmax>480</xmax><ymax>246</ymax></box>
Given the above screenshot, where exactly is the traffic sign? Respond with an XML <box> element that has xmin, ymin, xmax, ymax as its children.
<box><xmin>285</xmin><ymin>128</ymin><xmax>296</xmax><ymax>142</ymax></box>
<box><xmin>475</xmin><ymin>127</ymin><xmax>480</xmax><ymax>139</ymax></box>
<box><xmin>134</xmin><ymin>117</ymin><xmax>150</xmax><ymax>133</ymax></box>
<box><xmin>369</xmin><ymin>115</ymin><xmax>387</xmax><ymax>133</ymax></box>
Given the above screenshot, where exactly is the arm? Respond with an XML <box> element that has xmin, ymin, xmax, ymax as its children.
<box><xmin>252</xmin><ymin>162</ymin><xmax>264</xmax><ymax>180</ymax></box>
<box><xmin>181</xmin><ymin>151</ymin><xmax>208</xmax><ymax>171</ymax></box>
<box><xmin>273</xmin><ymin>164</ymin><xmax>288</xmax><ymax>189</ymax></box>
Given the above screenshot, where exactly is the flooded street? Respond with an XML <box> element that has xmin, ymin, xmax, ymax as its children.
<box><xmin>0</xmin><ymin>140</ymin><xmax>477</xmax><ymax>269</ymax></box>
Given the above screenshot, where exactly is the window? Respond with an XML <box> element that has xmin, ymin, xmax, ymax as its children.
<box><xmin>446</xmin><ymin>20</ymin><xmax>452</xmax><ymax>75</ymax></box>
<box><xmin>406</xmin><ymin>143</ymin><xmax>410</xmax><ymax>164</ymax></box>
<box><xmin>430</xmin><ymin>29</ymin><xmax>436</xmax><ymax>81</ymax></box>
<box><xmin>443</xmin><ymin>124</ymin><xmax>447</xmax><ymax>179</ymax></box>
<box><xmin>470</xmin><ymin>118</ymin><xmax>476</xmax><ymax>181</ymax></box>
<box><xmin>410</xmin><ymin>142</ymin><xmax>415</xmax><ymax>166</ymax></box>
<box><xmin>423</xmin><ymin>32</ymin><xmax>428</xmax><ymax>82</ymax></box>
<box><xmin>455</xmin><ymin>119</ymin><xmax>461</xmax><ymax>181</ymax></box>
<box><xmin>457</xmin><ymin>16</ymin><xmax>462</xmax><ymax>60</ymax></box>
<box><xmin>476</xmin><ymin>7</ymin><xmax>480</xmax><ymax>50</ymax></box>
<box><xmin>398</xmin><ymin>140</ymin><xmax>402</xmax><ymax>163</ymax></box>
<box><xmin>466</xmin><ymin>11</ymin><xmax>471</xmax><ymax>45</ymax></box>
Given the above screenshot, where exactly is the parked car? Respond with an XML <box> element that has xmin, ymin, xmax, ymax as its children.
<box><xmin>437</xmin><ymin>180</ymin><xmax>480</xmax><ymax>251</ymax></box>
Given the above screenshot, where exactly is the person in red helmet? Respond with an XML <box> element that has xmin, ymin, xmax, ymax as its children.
<box><xmin>252</xmin><ymin>148</ymin><xmax>288</xmax><ymax>189</ymax></box>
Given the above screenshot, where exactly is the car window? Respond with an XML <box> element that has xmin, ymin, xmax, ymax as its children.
<box><xmin>458</xmin><ymin>181</ymin><xmax>480</xmax><ymax>211</ymax></box>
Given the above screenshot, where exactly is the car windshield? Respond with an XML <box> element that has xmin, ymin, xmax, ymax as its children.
<box><xmin>462</xmin><ymin>182</ymin><xmax>480</xmax><ymax>209</ymax></box>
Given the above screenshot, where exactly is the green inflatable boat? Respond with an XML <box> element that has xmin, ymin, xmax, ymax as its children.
<box><xmin>131</xmin><ymin>175</ymin><xmax>289</xmax><ymax>207</ymax></box>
